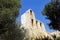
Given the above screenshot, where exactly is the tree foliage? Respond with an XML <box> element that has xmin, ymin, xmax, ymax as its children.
<box><xmin>0</xmin><ymin>0</ymin><xmax>21</xmax><ymax>40</ymax></box>
<box><xmin>0</xmin><ymin>0</ymin><xmax>21</xmax><ymax>34</ymax></box>
<box><xmin>42</xmin><ymin>0</ymin><xmax>60</xmax><ymax>31</ymax></box>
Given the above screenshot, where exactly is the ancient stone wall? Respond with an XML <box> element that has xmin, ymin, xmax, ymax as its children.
<box><xmin>21</xmin><ymin>9</ymin><xmax>60</xmax><ymax>40</ymax></box>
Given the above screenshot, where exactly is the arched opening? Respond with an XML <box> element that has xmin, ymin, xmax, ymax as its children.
<box><xmin>30</xmin><ymin>10</ymin><xmax>32</xmax><ymax>15</ymax></box>
<box><xmin>31</xmin><ymin>19</ymin><xmax>33</xmax><ymax>26</ymax></box>
<box><xmin>40</xmin><ymin>23</ymin><xmax>42</xmax><ymax>26</ymax></box>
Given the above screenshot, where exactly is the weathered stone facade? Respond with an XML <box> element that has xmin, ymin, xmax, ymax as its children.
<box><xmin>20</xmin><ymin>9</ymin><xmax>60</xmax><ymax>40</ymax></box>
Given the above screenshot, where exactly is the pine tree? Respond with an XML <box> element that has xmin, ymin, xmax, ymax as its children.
<box><xmin>42</xmin><ymin>0</ymin><xmax>60</xmax><ymax>31</ymax></box>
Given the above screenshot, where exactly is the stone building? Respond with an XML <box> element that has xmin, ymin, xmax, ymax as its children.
<box><xmin>21</xmin><ymin>9</ymin><xmax>48</xmax><ymax>40</ymax></box>
<box><xmin>21</xmin><ymin>9</ymin><xmax>46</xmax><ymax>32</ymax></box>
<box><xmin>21</xmin><ymin>9</ymin><xmax>60</xmax><ymax>40</ymax></box>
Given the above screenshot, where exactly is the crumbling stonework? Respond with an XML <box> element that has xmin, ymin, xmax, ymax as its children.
<box><xmin>20</xmin><ymin>9</ymin><xmax>60</xmax><ymax>40</ymax></box>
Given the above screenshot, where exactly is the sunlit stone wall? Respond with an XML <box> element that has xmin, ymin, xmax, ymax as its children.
<box><xmin>21</xmin><ymin>9</ymin><xmax>48</xmax><ymax>40</ymax></box>
<box><xmin>21</xmin><ymin>9</ymin><xmax>60</xmax><ymax>40</ymax></box>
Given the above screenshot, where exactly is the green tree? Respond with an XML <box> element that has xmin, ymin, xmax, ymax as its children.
<box><xmin>42</xmin><ymin>0</ymin><xmax>60</xmax><ymax>31</ymax></box>
<box><xmin>0</xmin><ymin>0</ymin><xmax>21</xmax><ymax>40</ymax></box>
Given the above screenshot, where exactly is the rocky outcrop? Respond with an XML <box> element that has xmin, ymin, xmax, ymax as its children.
<box><xmin>20</xmin><ymin>9</ymin><xmax>60</xmax><ymax>40</ymax></box>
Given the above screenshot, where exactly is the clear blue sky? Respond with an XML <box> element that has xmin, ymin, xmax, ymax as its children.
<box><xmin>17</xmin><ymin>0</ymin><xmax>55</xmax><ymax>32</ymax></box>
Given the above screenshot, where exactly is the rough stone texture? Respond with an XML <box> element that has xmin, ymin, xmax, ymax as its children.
<box><xmin>21</xmin><ymin>9</ymin><xmax>60</xmax><ymax>40</ymax></box>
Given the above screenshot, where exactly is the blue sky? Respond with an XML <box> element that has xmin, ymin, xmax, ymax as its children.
<box><xmin>18</xmin><ymin>0</ymin><xmax>55</xmax><ymax>32</ymax></box>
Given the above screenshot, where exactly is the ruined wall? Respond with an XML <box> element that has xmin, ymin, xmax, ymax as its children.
<box><xmin>21</xmin><ymin>9</ymin><xmax>60</xmax><ymax>40</ymax></box>
<box><xmin>21</xmin><ymin>9</ymin><xmax>48</xmax><ymax>40</ymax></box>
<box><xmin>21</xmin><ymin>9</ymin><xmax>46</xmax><ymax>32</ymax></box>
